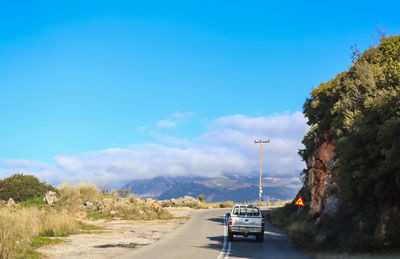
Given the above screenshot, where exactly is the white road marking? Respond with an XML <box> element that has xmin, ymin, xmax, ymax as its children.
<box><xmin>217</xmin><ymin>217</ymin><xmax>227</xmax><ymax>259</ymax></box>
<box><xmin>217</xmin><ymin>215</ymin><xmax>231</xmax><ymax>259</ymax></box>
<box><xmin>225</xmin><ymin>240</ymin><xmax>231</xmax><ymax>258</ymax></box>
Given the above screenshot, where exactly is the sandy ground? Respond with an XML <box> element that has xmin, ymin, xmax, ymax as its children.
<box><xmin>38</xmin><ymin>207</ymin><xmax>194</xmax><ymax>259</ymax></box>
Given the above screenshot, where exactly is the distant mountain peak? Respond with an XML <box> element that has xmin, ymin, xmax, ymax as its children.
<box><xmin>122</xmin><ymin>174</ymin><xmax>301</xmax><ymax>202</ymax></box>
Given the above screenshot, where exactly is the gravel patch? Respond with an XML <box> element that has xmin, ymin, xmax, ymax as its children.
<box><xmin>38</xmin><ymin>218</ymin><xmax>187</xmax><ymax>259</ymax></box>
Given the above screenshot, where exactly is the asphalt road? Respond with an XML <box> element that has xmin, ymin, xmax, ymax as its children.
<box><xmin>117</xmin><ymin>208</ymin><xmax>310</xmax><ymax>259</ymax></box>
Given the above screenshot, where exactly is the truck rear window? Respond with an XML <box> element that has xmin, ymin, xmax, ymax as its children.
<box><xmin>232</xmin><ymin>206</ymin><xmax>260</xmax><ymax>216</ymax></box>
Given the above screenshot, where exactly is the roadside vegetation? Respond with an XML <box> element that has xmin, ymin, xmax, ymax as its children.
<box><xmin>268</xmin><ymin>202</ymin><xmax>317</xmax><ymax>250</ymax></box>
<box><xmin>0</xmin><ymin>173</ymin><xmax>57</xmax><ymax>202</ymax></box>
<box><xmin>0</xmin><ymin>174</ymin><xmax>175</xmax><ymax>258</ymax></box>
<box><xmin>158</xmin><ymin>196</ymin><xmax>235</xmax><ymax>209</ymax></box>
<box><xmin>0</xmin><ymin>174</ymin><xmax>248</xmax><ymax>258</ymax></box>
<box><xmin>0</xmin><ymin>206</ymin><xmax>77</xmax><ymax>258</ymax></box>
<box><xmin>259</xmin><ymin>200</ymin><xmax>291</xmax><ymax>207</ymax></box>
<box><xmin>270</xmin><ymin>33</ymin><xmax>400</xmax><ymax>254</ymax></box>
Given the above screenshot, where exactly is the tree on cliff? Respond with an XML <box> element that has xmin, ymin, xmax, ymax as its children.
<box><xmin>304</xmin><ymin>34</ymin><xmax>400</xmax><ymax>248</ymax></box>
<box><xmin>302</xmin><ymin>35</ymin><xmax>400</xmax><ymax>206</ymax></box>
<box><xmin>290</xmin><ymin>34</ymin><xmax>400</xmax><ymax>251</ymax></box>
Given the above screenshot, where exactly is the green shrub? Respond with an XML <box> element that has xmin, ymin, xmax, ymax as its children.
<box><xmin>31</xmin><ymin>236</ymin><xmax>64</xmax><ymax>248</ymax></box>
<box><xmin>197</xmin><ymin>195</ymin><xmax>204</xmax><ymax>202</ymax></box>
<box><xmin>18</xmin><ymin>197</ymin><xmax>46</xmax><ymax>208</ymax></box>
<box><xmin>86</xmin><ymin>210</ymin><xmax>111</xmax><ymax>220</ymax></box>
<box><xmin>0</xmin><ymin>174</ymin><xmax>57</xmax><ymax>202</ymax></box>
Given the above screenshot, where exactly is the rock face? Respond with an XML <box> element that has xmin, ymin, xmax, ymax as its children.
<box><xmin>322</xmin><ymin>197</ymin><xmax>340</xmax><ymax>217</ymax></box>
<box><xmin>44</xmin><ymin>191</ymin><xmax>58</xmax><ymax>204</ymax></box>
<box><xmin>306</xmin><ymin>130</ymin><xmax>339</xmax><ymax>215</ymax></box>
<box><xmin>305</xmin><ymin>130</ymin><xmax>400</xmax><ymax>243</ymax></box>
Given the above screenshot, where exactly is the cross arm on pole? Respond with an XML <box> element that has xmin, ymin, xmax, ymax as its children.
<box><xmin>254</xmin><ymin>140</ymin><xmax>270</xmax><ymax>143</ymax></box>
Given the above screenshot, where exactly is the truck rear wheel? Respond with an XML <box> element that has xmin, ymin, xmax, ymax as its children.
<box><xmin>256</xmin><ymin>233</ymin><xmax>264</xmax><ymax>242</ymax></box>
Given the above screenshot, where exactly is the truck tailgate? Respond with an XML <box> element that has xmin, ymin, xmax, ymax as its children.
<box><xmin>232</xmin><ymin>217</ymin><xmax>262</xmax><ymax>227</ymax></box>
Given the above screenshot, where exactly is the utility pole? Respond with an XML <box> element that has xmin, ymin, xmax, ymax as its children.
<box><xmin>254</xmin><ymin>139</ymin><xmax>270</xmax><ymax>205</ymax></box>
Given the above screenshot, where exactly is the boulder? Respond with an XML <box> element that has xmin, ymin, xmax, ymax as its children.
<box><xmin>95</xmin><ymin>200</ymin><xmax>105</xmax><ymax>210</ymax></box>
<box><xmin>314</xmin><ymin>197</ymin><xmax>340</xmax><ymax>228</ymax></box>
<box><xmin>145</xmin><ymin>198</ymin><xmax>154</xmax><ymax>204</ymax></box>
<box><xmin>84</xmin><ymin>201</ymin><xmax>94</xmax><ymax>209</ymax></box>
<box><xmin>183</xmin><ymin>196</ymin><xmax>196</xmax><ymax>202</ymax></box>
<box><xmin>157</xmin><ymin>200</ymin><xmax>171</xmax><ymax>207</ymax></box>
<box><xmin>7</xmin><ymin>198</ymin><xmax>15</xmax><ymax>207</ymax></box>
<box><xmin>44</xmin><ymin>191</ymin><xmax>58</xmax><ymax>204</ymax></box>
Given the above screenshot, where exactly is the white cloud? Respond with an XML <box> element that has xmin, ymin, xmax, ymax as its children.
<box><xmin>149</xmin><ymin>132</ymin><xmax>190</xmax><ymax>147</ymax></box>
<box><xmin>171</xmin><ymin>111</ymin><xmax>196</xmax><ymax>119</ymax></box>
<box><xmin>0</xmin><ymin>112</ymin><xmax>309</xmax><ymax>185</ymax></box>
<box><xmin>156</xmin><ymin>119</ymin><xmax>176</xmax><ymax>128</ymax></box>
<box><xmin>156</xmin><ymin>111</ymin><xmax>196</xmax><ymax>129</ymax></box>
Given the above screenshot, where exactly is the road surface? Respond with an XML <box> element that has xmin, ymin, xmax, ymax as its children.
<box><xmin>117</xmin><ymin>208</ymin><xmax>309</xmax><ymax>259</ymax></box>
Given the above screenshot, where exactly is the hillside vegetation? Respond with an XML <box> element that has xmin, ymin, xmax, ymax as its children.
<box><xmin>271</xmin><ymin>34</ymin><xmax>400</xmax><ymax>252</ymax></box>
<box><xmin>0</xmin><ymin>174</ymin><xmax>57</xmax><ymax>202</ymax></box>
<box><xmin>302</xmin><ymin>34</ymin><xmax>400</xmax><ymax>210</ymax></box>
<box><xmin>0</xmin><ymin>173</ymin><xmax>239</xmax><ymax>258</ymax></box>
<box><xmin>0</xmin><ymin>174</ymin><xmax>173</xmax><ymax>258</ymax></box>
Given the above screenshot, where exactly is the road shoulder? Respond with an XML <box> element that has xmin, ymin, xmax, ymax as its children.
<box><xmin>38</xmin><ymin>208</ymin><xmax>194</xmax><ymax>258</ymax></box>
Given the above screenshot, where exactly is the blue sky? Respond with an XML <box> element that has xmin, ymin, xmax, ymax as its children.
<box><xmin>1</xmin><ymin>1</ymin><xmax>399</xmax><ymax>184</ymax></box>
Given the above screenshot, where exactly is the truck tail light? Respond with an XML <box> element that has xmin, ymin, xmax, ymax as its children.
<box><xmin>261</xmin><ymin>221</ymin><xmax>264</xmax><ymax>228</ymax></box>
<box><xmin>229</xmin><ymin>218</ymin><xmax>232</xmax><ymax>226</ymax></box>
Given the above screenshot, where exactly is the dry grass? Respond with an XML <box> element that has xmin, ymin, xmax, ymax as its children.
<box><xmin>57</xmin><ymin>182</ymin><xmax>100</xmax><ymax>210</ymax></box>
<box><xmin>0</xmin><ymin>207</ymin><xmax>77</xmax><ymax>259</ymax></box>
<box><xmin>112</xmin><ymin>201</ymin><xmax>173</xmax><ymax>220</ymax></box>
<box><xmin>77</xmin><ymin>194</ymin><xmax>175</xmax><ymax>221</ymax></box>
<box><xmin>208</xmin><ymin>201</ymin><xmax>235</xmax><ymax>208</ymax></box>
<box><xmin>260</xmin><ymin>200</ymin><xmax>291</xmax><ymax>206</ymax></box>
<box><xmin>159</xmin><ymin>199</ymin><xmax>235</xmax><ymax>209</ymax></box>
<box><xmin>158</xmin><ymin>199</ymin><xmax>207</xmax><ymax>209</ymax></box>
<box><xmin>39</xmin><ymin>209</ymin><xmax>78</xmax><ymax>237</ymax></box>
<box><xmin>179</xmin><ymin>200</ymin><xmax>286</xmax><ymax>209</ymax></box>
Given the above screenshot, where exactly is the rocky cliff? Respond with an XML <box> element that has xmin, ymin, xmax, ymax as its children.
<box><xmin>306</xmin><ymin>130</ymin><xmax>339</xmax><ymax>215</ymax></box>
<box><xmin>303</xmin><ymin>129</ymin><xmax>400</xmax><ymax>245</ymax></box>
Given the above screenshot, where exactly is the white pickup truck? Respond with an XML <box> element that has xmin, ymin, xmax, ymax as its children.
<box><xmin>226</xmin><ymin>205</ymin><xmax>264</xmax><ymax>242</ymax></box>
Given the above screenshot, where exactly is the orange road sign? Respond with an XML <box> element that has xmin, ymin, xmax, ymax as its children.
<box><xmin>294</xmin><ymin>196</ymin><xmax>305</xmax><ymax>207</ymax></box>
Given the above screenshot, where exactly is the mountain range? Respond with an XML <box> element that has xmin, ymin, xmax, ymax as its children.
<box><xmin>122</xmin><ymin>173</ymin><xmax>302</xmax><ymax>203</ymax></box>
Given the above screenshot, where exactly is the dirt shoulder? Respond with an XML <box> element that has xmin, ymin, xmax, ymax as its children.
<box><xmin>38</xmin><ymin>207</ymin><xmax>194</xmax><ymax>259</ymax></box>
